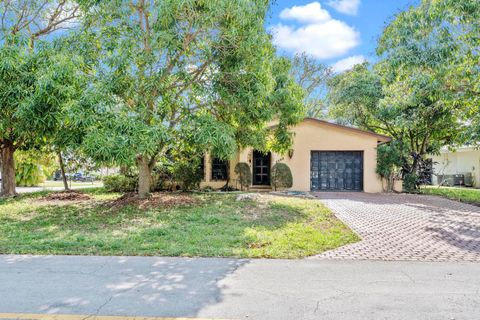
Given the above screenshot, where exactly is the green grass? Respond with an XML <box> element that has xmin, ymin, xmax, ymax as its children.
<box><xmin>0</xmin><ymin>190</ymin><xmax>358</xmax><ymax>258</ymax></box>
<box><xmin>420</xmin><ymin>186</ymin><xmax>480</xmax><ymax>206</ymax></box>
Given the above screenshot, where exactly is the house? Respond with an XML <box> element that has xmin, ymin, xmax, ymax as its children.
<box><xmin>431</xmin><ymin>146</ymin><xmax>480</xmax><ymax>188</ymax></box>
<box><xmin>200</xmin><ymin>118</ymin><xmax>392</xmax><ymax>193</ymax></box>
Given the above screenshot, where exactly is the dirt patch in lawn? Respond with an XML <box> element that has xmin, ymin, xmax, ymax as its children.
<box><xmin>106</xmin><ymin>192</ymin><xmax>199</xmax><ymax>210</ymax></box>
<box><xmin>42</xmin><ymin>190</ymin><xmax>92</xmax><ymax>202</ymax></box>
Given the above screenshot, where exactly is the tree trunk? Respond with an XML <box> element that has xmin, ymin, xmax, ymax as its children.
<box><xmin>137</xmin><ymin>156</ymin><xmax>153</xmax><ymax>199</ymax></box>
<box><xmin>58</xmin><ymin>151</ymin><xmax>69</xmax><ymax>191</ymax></box>
<box><xmin>0</xmin><ymin>140</ymin><xmax>16</xmax><ymax>197</ymax></box>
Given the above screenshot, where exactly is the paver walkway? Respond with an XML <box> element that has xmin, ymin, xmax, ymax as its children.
<box><xmin>313</xmin><ymin>192</ymin><xmax>480</xmax><ymax>262</ymax></box>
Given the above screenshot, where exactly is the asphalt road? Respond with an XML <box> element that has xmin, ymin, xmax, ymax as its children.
<box><xmin>0</xmin><ymin>255</ymin><xmax>479</xmax><ymax>319</ymax></box>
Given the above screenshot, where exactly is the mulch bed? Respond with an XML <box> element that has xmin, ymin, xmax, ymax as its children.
<box><xmin>42</xmin><ymin>190</ymin><xmax>92</xmax><ymax>201</ymax></box>
<box><xmin>105</xmin><ymin>192</ymin><xmax>200</xmax><ymax>210</ymax></box>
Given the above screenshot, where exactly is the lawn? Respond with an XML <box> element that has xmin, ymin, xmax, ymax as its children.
<box><xmin>420</xmin><ymin>186</ymin><xmax>480</xmax><ymax>206</ymax></box>
<box><xmin>0</xmin><ymin>190</ymin><xmax>358</xmax><ymax>258</ymax></box>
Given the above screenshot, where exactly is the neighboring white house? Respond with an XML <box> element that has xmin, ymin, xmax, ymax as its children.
<box><xmin>431</xmin><ymin>146</ymin><xmax>480</xmax><ymax>188</ymax></box>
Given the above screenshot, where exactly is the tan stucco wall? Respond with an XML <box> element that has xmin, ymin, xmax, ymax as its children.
<box><xmin>199</xmin><ymin>153</ymin><xmax>238</xmax><ymax>189</ymax></box>
<box><xmin>272</xmin><ymin>120</ymin><xmax>383</xmax><ymax>192</ymax></box>
<box><xmin>431</xmin><ymin>149</ymin><xmax>480</xmax><ymax>188</ymax></box>
<box><xmin>201</xmin><ymin>119</ymin><xmax>386</xmax><ymax>193</ymax></box>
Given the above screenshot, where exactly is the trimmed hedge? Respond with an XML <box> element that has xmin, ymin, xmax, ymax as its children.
<box><xmin>103</xmin><ymin>174</ymin><xmax>138</xmax><ymax>192</ymax></box>
<box><xmin>234</xmin><ymin>162</ymin><xmax>252</xmax><ymax>191</ymax></box>
<box><xmin>271</xmin><ymin>163</ymin><xmax>293</xmax><ymax>191</ymax></box>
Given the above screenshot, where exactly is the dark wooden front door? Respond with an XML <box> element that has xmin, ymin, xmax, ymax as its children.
<box><xmin>310</xmin><ymin>151</ymin><xmax>363</xmax><ymax>191</ymax></box>
<box><xmin>253</xmin><ymin>151</ymin><xmax>271</xmax><ymax>185</ymax></box>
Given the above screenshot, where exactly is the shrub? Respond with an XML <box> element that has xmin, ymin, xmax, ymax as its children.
<box><xmin>271</xmin><ymin>163</ymin><xmax>293</xmax><ymax>191</ymax></box>
<box><xmin>234</xmin><ymin>162</ymin><xmax>251</xmax><ymax>191</ymax></box>
<box><xmin>172</xmin><ymin>158</ymin><xmax>203</xmax><ymax>191</ymax></box>
<box><xmin>15</xmin><ymin>150</ymin><xmax>56</xmax><ymax>187</ymax></box>
<box><xmin>152</xmin><ymin>164</ymin><xmax>173</xmax><ymax>191</ymax></box>
<box><xmin>403</xmin><ymin>173</ymin><xmax>419</xmax><ymax>193</ymax></box>
<box><xmin>103</xmin><ymin>174</ymin><xmax>138</xmax><ymax>192</ymax></box>
<box><xmin>376</xmin><ymin>142</ymin><xmax>403</xmax><ymax>192</ymax></box>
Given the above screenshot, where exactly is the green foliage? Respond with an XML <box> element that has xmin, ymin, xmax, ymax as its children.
<box><xmin>0</xmin><ymin>192</ymin><xmax>358</xmax><ymax>258</ymax></box>
<box><xmin>403</xmin><ymin>174</ymin><xmax>419</xmax><ymax>193</ymax></box>
<box><xmin>378</xmin><ymin>0</ymin><xmax>480</xmax><ymax>141</ymax></box>
<box><xmin>420</xmin><ymin>186</ymin><xmax>480</xmax><ymax>206</ymax></box>
<box><xmin>103</xmin><ymin>174</ymin><xmax>138</xmax><ymax>193</ymax></box>
<box><xmin>234</xmin><ymin>162</ymin><xmax>252</xmax><ymax>191</ymax></box>
<box><xmin>0</xmin><ymin>0</ymin><xmax>88</xmax><ymax>195</ymax></box>
<box><xmin>60</xmin><ymin>151</ymin><xmax>99</xmax><ymax>178</ymax></box>
<box><xmin>172</xmin><ymin>159</ymin><xmax>204</xmax><ymax>192</ymax></box>
<box><xmin>14</xmin><ymin>151</ymin><xmax>56</xmax><ymax>187</ymax></box>
<box><xmin>328</xmin><ymin>63</ymin><xmax>383</xmax><ymax>126</ymax></box>
<box><xmin>271</xmin><ymin>163</ymin><xmax>293</xmax><ymax>191</ymax></box>
<box><xmin>328</xmin><ymin>0</ymin><xmax>480</xmax><ymax>185</ymax></box>
<box><xmin>75</xmin><ymin>0</ymin><xmax>304</xmax><ymax>197</ymax></box>
<box><xmin>290</xmin><ymin>52</ymin><xmax>332</xmax><ymax>118</ymax></box>
<box><xmin>0</xmin><ymin>38</ymin><xmax>85</xmax><ymax>148</ymax></box>
<box><xmin>376</xmin><ymin>143</ymin><xmax>404</xmax><ymax>192</ymax></box>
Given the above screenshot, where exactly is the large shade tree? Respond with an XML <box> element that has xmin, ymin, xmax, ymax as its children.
<box><xmin>329</xmin><ymin>0</ymin><xmax>479</xmax><ymax>188</ymax></box>
<box><xmin>290</xmin><ymin>52</ymin><xmax>332</xmax><ymax>119</ymax></box>
<box><xmin>0</xmin><ymin>0</ymin><xmax>85</xmax><ymax>196</ymax></box>
<box><xmin>80</xmin><ymin>0</ymin><xmax>304</xmax><ymax>198</ymax></box>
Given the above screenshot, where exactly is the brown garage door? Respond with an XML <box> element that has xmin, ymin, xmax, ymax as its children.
<box><xmin>310</xmin><ymin>151</ymin><xmax>363</xmax><ymax>191</ymax></box>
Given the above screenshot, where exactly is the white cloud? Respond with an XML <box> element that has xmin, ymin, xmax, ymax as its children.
<box><xmin>327</xmin><ymin>0</ymin><xmax>361</xmax><ymax>16</ymax></box>
<box><xmin>272</xmin><ymin>2</ymin><xmax>360</xmax><ymax>60</ymax></box>
<box><xmin>331</xmin><ymin>55</ymin><xmax>366</xmax><ymax>72</ymax></box>
<box><xmin>279</xmin><ymin>2</ymin><xmax>330</xmax><ymax>23</ymax></box>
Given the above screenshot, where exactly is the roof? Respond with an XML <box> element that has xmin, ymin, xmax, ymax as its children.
<box><xmin>439</xmin><ymin>145</ymin><xmax>480</xmax><ymax>153</ymax></box>
<box><xmin>303</xmin><ymin>118</ymin><xmax>392</xmax><ymax>143</ymax></box>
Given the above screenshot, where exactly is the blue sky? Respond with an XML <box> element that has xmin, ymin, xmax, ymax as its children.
<box><xmin>268</xmin><ymin>0</ymin><xmax>419</xmax><ymax>72</ymax></box>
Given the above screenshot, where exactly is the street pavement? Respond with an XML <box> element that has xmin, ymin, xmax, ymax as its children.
<box><xmin>0</xmin><ymin>255</ymin><xmax>479</xmax><ymax>320</ymax></box>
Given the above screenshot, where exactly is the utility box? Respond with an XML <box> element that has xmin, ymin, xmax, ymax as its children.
<box><xmin>453</xmin><ymin>174</ymin><xmax>465</xmax><ymax>186</ymax></box>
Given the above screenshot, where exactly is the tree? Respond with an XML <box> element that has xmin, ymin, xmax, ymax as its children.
<box><xmin>80</xmin><ymin>0</ymin><xmax>304</xmax><ymax>198</ymax></box>
<box><xmin>328</xmin><ymin>0</ymin><xmax>480</xmax><ymax>188</ymax></box>
<box><xmin>411</xmin><ymin>0</ymin><xmax>480</xmax><ymax>141</ymax></box>
<box><xmin>290</xmin><ymin>53</ymin><xmax>332</xmax><ymax>119</ymax></box>
<box><xmin>0</xmin><ymin>1</ymin><xmax>84</xmax><ymax>197</ymax></box>
<box><xmin>376</xmin><ymin>142</ymin><xmax>403</xmax><ymax>192</ymax></box>
<box><xmin>328</xmin><ymin>63</ymin><xmax>383</xmax><ymax>128</ymax></box>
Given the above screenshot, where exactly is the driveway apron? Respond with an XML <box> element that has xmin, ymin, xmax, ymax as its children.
<box><xmin>313</xmin><ymin>192</ymin><xmax>480</xmax><ymax>262</ymax></box>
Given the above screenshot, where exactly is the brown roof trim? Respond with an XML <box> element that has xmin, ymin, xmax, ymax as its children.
<box><xmin>303</xmin><ymin>118</ymin><xmax>392</xmax><ymax>142</ymax></box>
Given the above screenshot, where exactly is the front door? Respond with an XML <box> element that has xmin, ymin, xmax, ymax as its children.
<box><xmin>253</xmin><ymin>151</ymin><xmax>271</xmax><ymax>185</ymax></box>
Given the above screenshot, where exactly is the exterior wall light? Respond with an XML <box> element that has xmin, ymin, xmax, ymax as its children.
<box><xmin>288</xmin><ymin>149</ymin><xmax>294</xmax><ymax>159</ymax></box>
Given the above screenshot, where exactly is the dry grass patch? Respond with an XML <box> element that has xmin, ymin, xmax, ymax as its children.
<box><xmin>41</xmin><ymin>190</ymin><xmax>91</xmax><ymax>202</ymax></box>
<box><xmin>105</xmin><ymin>192</ymin><xmax>200</xmax><ymax>210</ymax></box>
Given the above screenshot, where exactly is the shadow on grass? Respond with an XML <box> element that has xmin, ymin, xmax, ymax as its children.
<box><xmin>0</xmin><ymin>194</ymin><xmax>347</xmax><ymax>258</ymax></box>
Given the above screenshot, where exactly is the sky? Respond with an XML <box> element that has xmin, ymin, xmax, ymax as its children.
<box><xmin>268</xmin><ymin>0</ymin><xmax>419</xmax><ymax>72</ymax></box>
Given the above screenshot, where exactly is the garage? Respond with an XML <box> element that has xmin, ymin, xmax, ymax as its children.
<box><xmin>310</xmin><ymin>151</ymin><xmax>363</xmax><ymax>191</ymax></box>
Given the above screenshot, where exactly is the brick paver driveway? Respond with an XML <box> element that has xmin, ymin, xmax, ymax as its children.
<box><xmin>313</xmin><ymin>192</ymin><xmax>480</xmax><ymax>262</ymax></box>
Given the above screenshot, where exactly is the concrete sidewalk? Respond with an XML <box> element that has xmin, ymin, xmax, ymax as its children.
<box><xmin>0</xmin><ymin>255</ymin><xmax>479</xmax><ymax>319</ymax></box>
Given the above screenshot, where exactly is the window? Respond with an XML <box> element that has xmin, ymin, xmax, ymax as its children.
<box><xmin>211</xmin><ymin>158</ymin><xmax>228</xmax><ymax>180</ymax></box>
